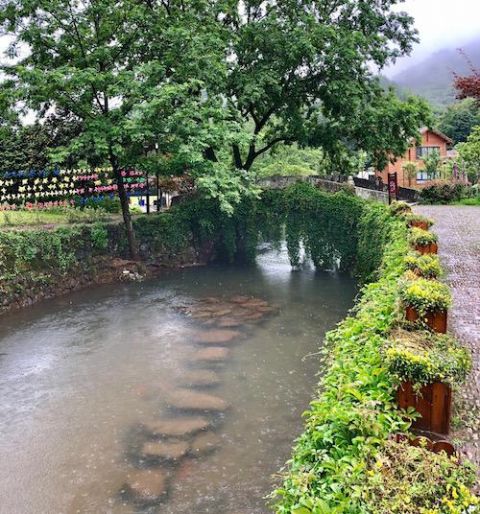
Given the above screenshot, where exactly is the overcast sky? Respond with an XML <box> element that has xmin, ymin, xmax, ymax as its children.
<box><xmin>384</xmin><ymin>0</ymin><xmax>480</xmax><ymax>77</ymax></box>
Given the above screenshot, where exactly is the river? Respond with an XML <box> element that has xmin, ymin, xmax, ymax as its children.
<box><xmin>0</xmin><ymin>244</ymin><xmax>356</xmax><ymax>514</ymax></box>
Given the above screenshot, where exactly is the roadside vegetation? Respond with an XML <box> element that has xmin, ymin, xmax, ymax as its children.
<box><xmin>273</xmin><ymin>196</ymin><xmax>477</xmax><ymax>514</ymax></box>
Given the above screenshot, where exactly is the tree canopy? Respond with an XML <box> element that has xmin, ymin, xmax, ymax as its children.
<box><xmin>0</xmin><ymin>0</ymin><xmax>432</xmax><ymax>255</ymax></box>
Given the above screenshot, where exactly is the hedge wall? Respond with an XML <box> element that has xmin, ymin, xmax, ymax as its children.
<box><xmin>273</xmin><ymin>198</ymin><xmax>478</xmax><ymax>514</ymax></box>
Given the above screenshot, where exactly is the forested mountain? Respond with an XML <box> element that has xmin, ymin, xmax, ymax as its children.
<box><xmin>390</xmin><ymin>37</ymin><xmax>480</xmax><ymax>107</ymax></box>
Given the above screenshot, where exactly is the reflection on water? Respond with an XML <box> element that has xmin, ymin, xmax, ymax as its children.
<box><xmin>0</xmin><ymin>244</ymin><xmax>356</xmax><ymax>514</ymax></box>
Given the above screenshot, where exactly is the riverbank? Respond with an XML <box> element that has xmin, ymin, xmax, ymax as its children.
<box><xmin>0</xmin><ymin>211</ymin><xmax>215</xmax><ymax>316</ymax></box>
<box><xmin>274</xmin><ymin>200</ymin><xmax>479</xmax><ymax>513</ymax></box>
<box><xmin>416</xmin><ymin>205</ymin><xmax>480</xmax><ymax>474</ymax></box>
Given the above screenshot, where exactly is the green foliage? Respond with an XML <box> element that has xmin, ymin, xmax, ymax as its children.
<box><xmin>273</xmin><ymin>204</ymin><xmax>477</xmax><ymax>513</ymax></box>
<box><xmin>420</xmin><ymin>183</ymin><xmax>473</xmax><ymax>204</ymax></box>
<box><xmin>274</xmin><ymin>214</ymin><xmax>413</xmax><ymax>513</ymax></box>
<box><xmin>253</xmin><ymin>145</ymin><xmax>328</xmax><ymax>178</ymax></box>
<box><xmin>75</xmin><ymin>196</ymin><xmax>122</xmax><ymax>214</ymax></box>
<box><xmin>402</xmin><ymin>161</ymin><xmax>418</xmax><ymax>187</ymax></box>
<box><xmin>405</xmin><ymin>253</ymin><xmax>442</xmax><ymax>279</ymax></box>
<box><xmin>456</xmin><ymin>125</ymin><xmax>480</xmax><ymax>183</ymax></box>
<box><xmin>385</xmin><ymin>329</ymin><xmax>472</xmax><ymax>386</ymax></box>
<box><xmin>362</xmin><ymin>440</ymin><xmax>478</xmax><ymax>514</ymax></box>
<box><xmin>259</xmin><ymin>183</ymin><xmax>364</xmax><ymax>272</ymax></box>
<box><xmin>423</xmin><ymin>150</ymin><xmax>442</xmax><ymax>180</ymax></box>
<box><xmin>389</xmin><ymin>201</ymin><xmax>413</xmax><ymax>216</ymax></box>
<box><xmin>437</xmin><ymin>98</ymin><xmax>480</xmax><ymax>144</ymax></box>
<box><xmin>409</xmin><ymin>227</ymin><xmax>438</xmax><ymax>246</ymax></box>
<box><xmin>400</xmin><ymin>277</ymin><xmax>452</xmax><ymax>314</ymax></box>
<box><xmin>403</xmin><ymin>213</ymin><xmax>434</xmax><ymax>229</ymax></box>
<box><xmin>90</xmin><ymin>223</ymin><xmax>108</xmax><ymax>251</ymax></box>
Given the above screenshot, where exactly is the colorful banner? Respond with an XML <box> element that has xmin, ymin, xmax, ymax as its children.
<box><xmin>0</xmin><ymin>168</ymin><xmax>147</xmax><ymax>208</ymax></box>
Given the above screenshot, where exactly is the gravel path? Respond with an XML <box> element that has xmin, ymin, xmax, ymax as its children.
<box><xmin>416</xmin><ymin>206</ymin><xmax>480</xmax><ymax>470</ymax></box>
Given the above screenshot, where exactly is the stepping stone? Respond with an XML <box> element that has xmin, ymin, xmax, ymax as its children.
<box><xmin>191</xmin><ymin>347</ymin><xmax>231</xmax><ymax>362</ymax></box>
<box><xmin>230</xmin><ymin>295</ymin><xmax>252</xmax><ymax>304</ymax></box>
<box><xmin>143</xmin><ymin>417</ymin><xmax>210</xmax><ymax>438</ymax></box>
<box><xmin>194</xmin><ymin>329</ymin><xmax>242</xmax><ymax>345</ymax></box>
<box><xmin>190</xmin><ymin>431</ymin><xmax>221</xmax><ymax>457</ymax></box>
<box><xmin>191</xmin><ymin>311</ymin><xmax>214</xmax><ymax>320</ymax></box>
<box><xmin>240</xmin><ymin>311</ymin><xmax>265</xmax><ymax>321</ymax></box>
<box><xmin>167</xmin><ymin>389</ymin><xmax>229</xmax><ymax>412</ymax></box>
<box><xmin>141</xmin><ymin>440</ymin><xmax>189</xmax><ymax>461</ymax></box>
<box><xmin>217</xmin><ymin>317</ymin><xmax>243</xmax><ymax>328</ymax></box>
<box><xmin>182</xmin><ymin>370</ymin><xmax>221</xmax><ymax>387</ymax></box>
<box><xmin>122</xmin><ymin>469</ymin><xmax>169</xmax><ymax>504</ymax></box>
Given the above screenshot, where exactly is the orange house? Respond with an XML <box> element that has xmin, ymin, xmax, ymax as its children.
<box><xmin>376</xmin><ymin>128</ymin><xmax>453</xmax><ymax>189</ymax></box>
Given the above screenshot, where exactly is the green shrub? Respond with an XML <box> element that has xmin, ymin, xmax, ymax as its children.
<box><xmin>409</xmin><ymin>227</ymin><xmax>438</xmax><ymax>246</ymax></box>
<box><xmin>405</xmin><ymin>252</ymin><xmax>442</xmax><ymax>279</ymax></box>
<box><xmin>389</xmin><ymin>200</ymin><xmax>412</xmax><ymax>215</ymax></box>
<box><xmin>273</xmin><ymin>205</ymin><xmax>477</xmax><ymax>513</ymax></box>
<box><xmin>420</xmin><ymin>183</ymin><xmax>473</xmax><ymax>204</ymax></box>
<box><xmin>400</xmin><ymin>277</ymin><xmax>452</xmax><ymax>314</ymax></box>
<box><xmin>362</xmin><ymin>440</ymin><xmax>478</xmax><ymax>514</ymax></box>
<box><xmin>385</xmin><ymin>328</ymin><xmax>472</xmax><ymax>386</ymax></box>
<box><xmin>403</xmin><ymin>213</ymin><xmax>434</xmax><ymax>228</ymax></box>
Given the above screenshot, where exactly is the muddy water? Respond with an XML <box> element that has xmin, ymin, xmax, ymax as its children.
<box><xmin>0</xmin><ymin>245</ymin><xmax>356</xmax><ymax>514</ymax></box>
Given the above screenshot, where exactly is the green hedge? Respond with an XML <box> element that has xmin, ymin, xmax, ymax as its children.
<box><xmin>273</xmin><ymin>203</ymin><xmax>478</xmax><ymax>514</ymax></box>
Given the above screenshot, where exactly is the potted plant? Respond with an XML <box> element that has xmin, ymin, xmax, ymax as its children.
<box><xmin>400</xmin><ymin>277</ymin><xmax>452</xmax><ymax>333</ymax></box>
<box><xmin>404</xmin><ymin>213</ymin><xmax>434</xmax><ymax>231</ymax></box>
<box><xmin>390</xmin><ymin>200</ymin><xmax>412</xmax><ymax>216</ymax></box>
<box><xmin>409</xmin><ymin>227</ymin><xmax>438</xmax><ymax>255</ymax></box>
<box><xmin>385</xmin><ymin>328</ymin><xmax>471</xmax><ymax>434</ymax></box>
<box><xmin>404</xmin><ymin>253</ymin><xmax>442</xmax><ymax>279</ymax></box>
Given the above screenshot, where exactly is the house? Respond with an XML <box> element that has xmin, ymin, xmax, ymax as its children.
<box><xmin>375</xmin><ymin>127</ymin><xmax>453</xmax><ymax>189</ymax></box>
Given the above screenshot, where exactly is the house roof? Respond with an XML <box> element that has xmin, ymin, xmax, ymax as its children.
<box><xmin>419</xmin><ymin>127</ymin><xmax>453</xmax><ymax>145</ymax></box>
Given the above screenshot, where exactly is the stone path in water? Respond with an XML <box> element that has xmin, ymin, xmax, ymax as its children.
<box><xmin>416</xmin><ymin>205</ymin><xmax>480</xmax><ymax>470</ymax></box>
<box><xmin>118</xmin><ymin>294</ymin><xmax>278</xmax><ymax>509</ymax></box>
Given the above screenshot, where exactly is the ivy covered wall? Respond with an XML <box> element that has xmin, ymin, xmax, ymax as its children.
<box><xmin>0</xmin><ymin>183</ymin><xmax>386</xmax><ymax>314</ymax></box>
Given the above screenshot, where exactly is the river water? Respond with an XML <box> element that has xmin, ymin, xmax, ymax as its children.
<box><xmin>0</xmin><ymin>245</ymin><xmax>356</xmax><ymax>514</ymax></box>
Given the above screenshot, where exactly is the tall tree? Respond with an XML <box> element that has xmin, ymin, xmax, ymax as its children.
<box><xmin>437</xmin><ymin>99</ymin><xmax>480</xmax><ymax>144</ymax></box>
<box><xmin>198</xmin><ymin>0</ymin><xmax>431</xmax><ymax>173</ymax></box>
<box><xmin>0</xmin><ymin>0</ymin><xmax>223</xmax><ymax>258</ymax></box>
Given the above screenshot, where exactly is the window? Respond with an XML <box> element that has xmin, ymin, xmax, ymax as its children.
<box><xmin>416</xmin><ymin>146</ymin><xmax>440</xmax><ymax>160</ymax></box>
<box><xmin>416</xmin><ymin>170</ymin><xmax>428</xmax><ymax>182</ymax></box>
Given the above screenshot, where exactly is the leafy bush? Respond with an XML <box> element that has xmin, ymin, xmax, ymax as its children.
<box><xmin>390</xmin><ymin>200</ymin><xmax>412</xmax><ymax>216</ymax></box>
<box><xmin>362</xmin><ymin>440</ymin><xmax>478</xmax><ymax>514</ymax></box>
<box><xmin>420</xmin><ymin>183</ymin><xmax>473</xmax><ymax>204</ymax></box>
<box><xmin>404</xmin><ymin>213</ymin><xmax>434</xmax><ymax>228</ymax></box>
<box><xmin>400</xmin><ymin>277</ymin><xmax>452</xmax><ymax>314</ymax></box>
<box><xmin>385</xmin><ymin>328</ymin><xmax>472</xmax><ymax>386</ymax></box>
<box><xmin>405</xmin><ymin>252</ymin><xmax>442</xmax><ymax>279</ymax></box>
<box><xmin>409</xmin><ymin>227</ymin><xmax>438</xmax><ymax>246</ymax></box>
<box><xmin>273</xmin><ymin>204</ymin><xmax>477</xmax><ymax>513</ymax></box>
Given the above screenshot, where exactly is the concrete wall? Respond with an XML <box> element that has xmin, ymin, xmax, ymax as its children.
<box><xmin>257</xmin><ymin>175</ymin><xmax>352</xmax><ymax>193</ymax></box>
<box><xmin>354</xmin><ymin>187</ymin><xmax>388</xmax><ymax>204</ymax></box>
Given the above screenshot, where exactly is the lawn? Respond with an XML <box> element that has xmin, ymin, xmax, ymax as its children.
<box><xmin>0</xmin><ymin>209</ymin><xmax>117</xmax><ymax>228</ymax></box>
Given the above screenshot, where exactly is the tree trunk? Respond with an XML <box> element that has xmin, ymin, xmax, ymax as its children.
<box><xmin>111</xmin><ymin>158</ymin><xmax>140</xmax><ymax>261</ymax></box>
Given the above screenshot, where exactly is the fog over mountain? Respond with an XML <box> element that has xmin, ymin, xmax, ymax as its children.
<box><xmin>387</xmin><ymin>37</ymin><xmax>480</xmax><ymax>107</ymax></box>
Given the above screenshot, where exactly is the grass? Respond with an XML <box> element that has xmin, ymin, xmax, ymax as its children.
<box><xmin>454</xmin><ymin>197</ymin><xmax>480</xmax><ymax>206</ymax></box>
<box><xmin>0</xmin><ymin>208</ymin><xmax>116</xmax><ymax>228</ymax></box>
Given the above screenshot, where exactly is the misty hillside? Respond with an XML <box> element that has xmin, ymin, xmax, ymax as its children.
<box><xmin>391</xmin><ymin>37</ymin><xmax>480</xmax><ymax>107</ymax></box>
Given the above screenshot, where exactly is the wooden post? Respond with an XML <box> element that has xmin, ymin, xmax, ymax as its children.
<box><xmin>388</xmin><ymin>172</ymin><xmax>398</xmax><ymax>204</ymax></box>
<box><xmin>146</xmin><ymin>171</ymin><xmax>150</xmax><ymax>215</ymax></box>
<box><xmin>397</xmin><ymin>381</ymin><xmax>452</xmax><ymax>435</ymax></box>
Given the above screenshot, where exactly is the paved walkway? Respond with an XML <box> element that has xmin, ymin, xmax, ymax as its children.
<box><xmin>416</xmin><ymin>206</ymin><xmax>480</xmax><ymax>469</ymax></box>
